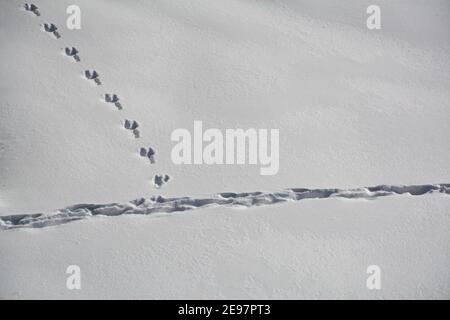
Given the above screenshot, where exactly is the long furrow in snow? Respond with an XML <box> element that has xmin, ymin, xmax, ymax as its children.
<box><xmin>1</xmin><ymin>183</ymin><xmax>449</xmax><ymax>229</ymax></box>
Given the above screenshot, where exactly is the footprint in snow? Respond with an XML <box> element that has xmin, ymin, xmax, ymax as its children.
<box><xmin>139</xmin><ymin>147</ymin><xmax>155</xmax><ymax>164</ymax></box>
<box><xmin>43</xmin><ymin>23</ymin><xmax>60</xmax><ymax>39</ymax></box>
<box><xmin>84</xmin><ymin>70</ymin><xmax>101</xmax><ymax>85</ymax></box>
<box><xmin>24</xmin><ymin>3</ymin><xmax>40</xmax><ymax>16</ymax></box>
<box><xmin>124</xmin><ymin>119</ymin><xmax>140</xmax><ymax>138</ymax></box>
<box><xmin>153</xmin><ymin>174</ymin><xmax>171</xmax><ymax>188</ymax></box>
<box><xmin>104</xmin><ymin>93</ymin><xmax>122</xmax><ymax>110</ymax></box>
<box><xmin>65</xmin><ymin>47</ymin><xmax>80</xmax><ymax>62</ymax></box>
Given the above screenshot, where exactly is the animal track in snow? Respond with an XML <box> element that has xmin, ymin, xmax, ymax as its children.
<box><xmin>84</xmin><ymin>70</ymin><xmax>101</xmax><ymax>85</ymax></box>
<box><xmin>123</xmin><ymin>119</ymin><xmax>140</xmax><ymax>138</ymax></box>
<box><xmin>65</xmin><ymin>47</ymin><xmax>80</xmax><ymax>62</ymax></box>
<box><xmin>23</xmin><ymin>4</ymin><xmax>171</xmax><ymax>191</ymax></box>
<box><xmin>43</xmin><ymin>23</ymin><xmax>60</xmax><ymax>38</ymax></box>
<box><xmin>124</xmin><ymin>119</ymin><xmax>139</xmax><ymax>130</ymax></box>
<box><xmin>1</xmin><ymin>183</ymin><xmax>448</xmax><ymax>229</ymax></box>
<box><xmin>140</xmin><ymin>147</ymin><xmax>156</xmax><ymax>163</ymax></box>
<box><xmin>24</xmin><ymin>3</ymin><xmax>40</xmax><ymax>16</ymax></box>
<box><xmin>153</xmin><ymin>174</ymin><xmax>171</xmax><ymax>188</ymax></box>
<box><xmin>104</xmin><ymin>94</ymin><xmax>122</xmax><ymax>110</ymax></box>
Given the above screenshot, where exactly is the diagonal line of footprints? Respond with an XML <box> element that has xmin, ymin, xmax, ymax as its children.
<box><xmin>21</xmin><ymin>2</ymin><xmax>171</xmax><ymax>188</ymax></box>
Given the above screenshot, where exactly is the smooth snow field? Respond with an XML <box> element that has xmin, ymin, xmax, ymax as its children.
<box><xmin>0</xmin><ymin>0</ymin><xmax>449</xmax><ymax>299</ymax></box>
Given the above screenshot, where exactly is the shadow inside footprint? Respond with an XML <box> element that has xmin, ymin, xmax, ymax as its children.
<box><xmin>139</xmin><ymin>147</ymin><xmax>148</xmax><ymax>157</ymax></box>
<box><xmin>147</xmin><ymin>147</ymin><xmax>155</xmax><ymax>163</ymax></box>
<box><xmin>85</xmin><ymin>70</ymin><xmax>101</xmax><ymax>85</ymax></box>
<box><xmin>105</xmin><ymin>94</ymin><xmax>119</xmax><ymax>103</ymax></box>
<box><xmin>65</xmin><ymin>47</ymin><xmax>80</xmax><ymax>61</ymax></box>
<box><xmin>65</xmin><ymin>47</ymin><xmax>78</xmax><ymax>56</ymax></box>
<box><xmin>85</xmin><ymin>70</ymin><xmax>99</xmax><ymax>80</ymax></box>
<box><xmin>123</xmin><ymin>120</ymin><xmax>140</xmax><ymax>138</ymax></box>
<box><xmin>25</xmin><ymin>3</ymin><xmax>37</xmax><ymax>11</ymax></box>
<box><xmin>139</xmin><ymin>147</ymin><xmax>156</xmax><ymax>163</ymax></box>
<box><xmin>124</xmin><ymin>119</ymin><xmax>139</xmax><ymax>130</ymax></box>
<box><xmin>24</xmin><ymin>3</ymin><xmax>40</xmax><ymax>16</ymax></box>
<box><xmin>153</xmin><ymin>174</ymin><xmax>171</xmax><ymax>188</ymax></box>
<box><xmin>105</xmin><ymin>94</ymin><xmax>122</xmax><ymax>110</ymax></box>
<box><xmin>43</xmin><ymin>23</ymin><xmax>59</xmax><ymax>38</ymax></box>
<box><xmin>44</xmin><ymin>23</ymin><xmax>57</xmax><ymax>33</ymax></box>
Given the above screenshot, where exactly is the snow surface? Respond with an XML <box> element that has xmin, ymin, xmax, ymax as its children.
<box><xmin>0</xmin><ymin>0</ymin><xmax>449</xmax><ymax>299</ymax></box>
<box><xmin>1</xmin><ymin>195</ymin><xmax>449</xmax><ymax>299</ymax></box>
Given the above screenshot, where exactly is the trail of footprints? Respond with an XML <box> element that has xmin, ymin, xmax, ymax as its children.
<box><xmin>22</xmin><ymin>3</ymin><xmax>171</xmax><ymax>189</ymax></box>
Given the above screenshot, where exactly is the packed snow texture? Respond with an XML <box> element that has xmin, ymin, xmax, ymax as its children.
<box><xmin>0</xmin><ymin>0</ymin><xmax>449</xmax><ymax>299</ymax></box>
<box><xmin>1</xmin><ymin>195</ymin><xmax>449</xmax><ymax>299</ymax></box>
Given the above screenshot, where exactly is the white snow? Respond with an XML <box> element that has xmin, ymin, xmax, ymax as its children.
<box><xmin>0</xmin><ymin>0</ymin><xmax>449</xmax><ymax>299</ymax></box>
<box><xmin>1</xmin><ymin>194</ymin><xmax>449</xmax><ymax>299</ymax></box>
